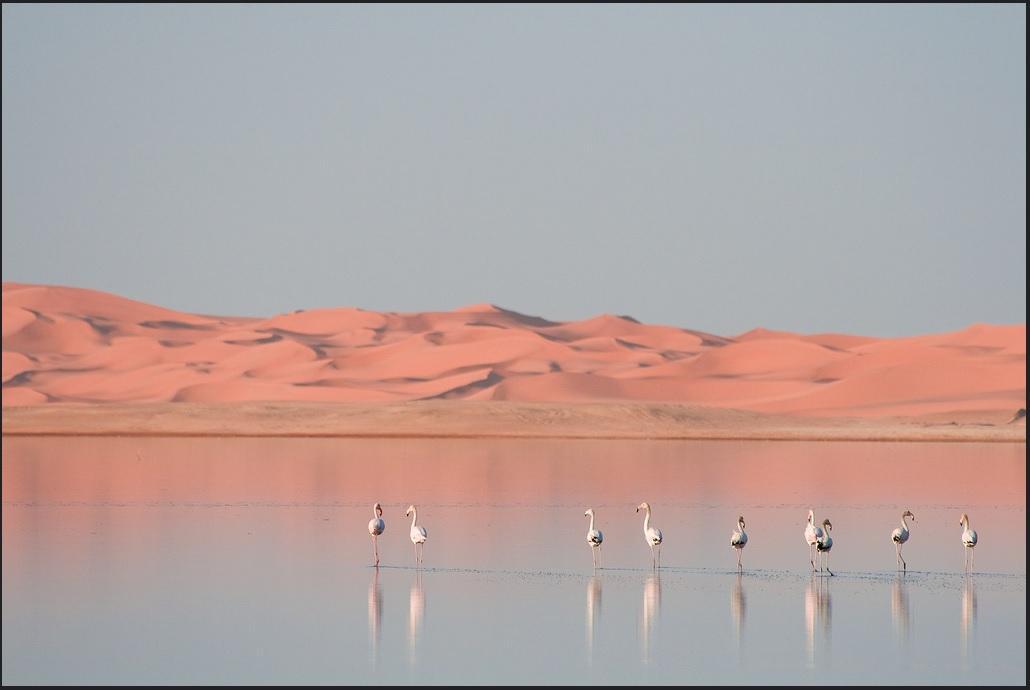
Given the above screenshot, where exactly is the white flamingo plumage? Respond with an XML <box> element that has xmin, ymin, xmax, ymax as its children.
<box><xmin>816</xmin><ymin>518</ymin><xmax>834</xmax><ymax>576</ymax></box>
<box><xmin>405</xmin><ymin>504</ymin><xmax>428</xmax><ymax>567</ymax></box>
<box><xmin>804</xmin><ymin>510</ymin><xmax>824</xmax><ymax>572</ymax></box>
<box><xmin>891</xmin><ymin>510</ymin><xmax>915</xmax><ymax>571</ymax></box>
<box><xmin>960</xmin><ymin>513</ymin><xmax>978</xmax><ymax>572</ymax></box>
<box><xmin>730</xmin><ymin>516</ymin><xmax>748</xmax><ymax>572</ymax></box>
<box><xmin>636</xmin><ymin>502</ymin><xmax>663</xmax><ymax>569</ymax></box>
<box><xmin>584</xmin><ymin>508</ymin><xmax>604</xmax><ymax>569</ymax></box>
<box><xmin>367</xmin><ymin>502</ymin><xmax>385</xmax><ymax>566</ymax></box>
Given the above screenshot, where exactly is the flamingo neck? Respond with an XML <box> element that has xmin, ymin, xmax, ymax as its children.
<box><xmin>961</xmin><ymin>516</ymin><xmax>969</xmax><ymax>530</ymax></box>
<box><xmin>738</xmin><ymin>520</ymin><xmax>745</xmax><ymax>533</ymax></box>
<box><xmin>901</xmin><ymin>514</ymin><xmax>909</xmax><ymax>530</ymax></box>
<box><xmin>642</xmin><ymin>508</ymin><xmax>651</xmax><ymax>532</ymax></box>
<box><xmin>588</xmin><ymin>513</ymin><xmax>596</xmax><ymax>532</ymax></box>
<box><xmin>410</xmin><ymin>509</ymin><xmax>418</xmax><ymax>529</ymax></box>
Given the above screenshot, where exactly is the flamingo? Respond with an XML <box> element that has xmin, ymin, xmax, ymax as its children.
<box><xmin>584</xmin><ymin>508</ymin><xmax>604</xmax><ymax>569</ymax></box>
<box><xmin>367</xmin><ymin>502</ymin><xmax>385</xmax><ymax>566</ymax></box>
<box><xmin>405</xmin><ymin>504</ymin><xmax>428</xmax><ymax>567</ymax></box>
<box><xmin>891</xmin><ymin>510</ymin><xmax>915</xmax><ymax>571</ymax></box>
<box><xmin>804</xmin><ymin>510</ymin><xmax>824</xmax><ymax>572</ymax></box>
<box><xmin>960</xmin><ymin>513</ymin><xmax>978</xmax><ymax>572</ymax></box>
<box><xmin>730</xmin><ymin>516</ymin><xmax>748</xmax><ymax>572</ymax></box>
<box><xmin>636</xmin><ymin>502</ymin><xmax>663</xmax><ymax>569</ymax></box>
<box><xmin>816</xmin><ymin>518</ymin><xmax>834</xmax><ymax>576</ymax></box>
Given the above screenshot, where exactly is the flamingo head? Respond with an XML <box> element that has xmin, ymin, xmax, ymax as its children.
<box><xmin>903</xmin><ymin>510</ymin><xmax>915</xmax><ymax>522</ymax></box>
<box><xmin>373</xmin><ymin>503</ymin><xmax>383</xmax><ymax>517</ymax></box>
<box><xmin>405</xmin><ymin>504</ymin><xmax>416</xmax><ymax>517</ymax></box>
<box><xmin>807</xmin><ymin>509</ymin><xmax>815</xmax><ymax>524</ymax></box>
<box><xmin>738</xmin><ymin>516</ymin><xmax>746</xmax><ymax>529</ymax></box>
<box><xmin>636</xmin><ymin>502</ymin><xmax>650</xmax><ymax>513</ymax></box>
<box><xmin>584</xmin><ymin>508</ymin><xmax>594</xmax><ymax>518</ymax></box>
<box><xmin>959</xmin><ymin>513</ymin><xmax>969</xmax><ymax>527</ymax></box>
<box><xmin>822</xmin><ymin>518</ymin><xmax>832</xmax><ymax>531</ymax></box>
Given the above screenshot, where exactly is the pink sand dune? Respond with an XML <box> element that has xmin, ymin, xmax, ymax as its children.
<box><xmin>1</xmin><ymin>282</ymin><xmax>1024</xmax><ymax>419</ymax></box>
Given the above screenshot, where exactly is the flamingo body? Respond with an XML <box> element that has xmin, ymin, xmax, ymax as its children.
<box><xmin>405</xmin><ymin>505</ymin><xmax>427</xmax><ymax>567</ymax></box>
<box><xmin>730</xmin><ymin>516</ymin><xmax>748</xmax><ymax>571</ymax></box>
<box><xmin>368</xmin><ymin>503</ymin><xmax>385</xmax><ymax>566</ymax></box>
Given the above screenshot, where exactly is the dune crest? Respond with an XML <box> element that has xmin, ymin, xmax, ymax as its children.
<box><xmin>1</xmin><ymin>283</ymin><xmax>1024</xmax><ymax>420</ymax></box>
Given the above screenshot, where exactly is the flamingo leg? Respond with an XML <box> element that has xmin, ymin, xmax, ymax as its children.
<box><xmin>649</xmin><ymin>543</ymin><xmax>655</xmax><ymax>569</ymax></box>
<box><xmin>736</xmin><ymin>548</ymin><xmax>742</xmax><ymax>572</ymax></box>
<box><xmin>657</xmin><ymin>544</ymin><xmax>662</xmax><ymax>569</ymax></box>
<box><xmin>810</xmin><ymin>544</ymin><xmax>817</xmax><ymax>572</ymax></box>
<box><xmin>372</xmin><ymin>535</ymin><xmax>379</xmax><ymax>567</ymax></box>
<box><xmin>970</xmin><ymin>548</ymin><xmax>974</xmax><ymax>573</ymax></box>
<box><xmin>826</xmin><ymin>552</ymin><xmax>834</xmax><ymax>577</ymax></box>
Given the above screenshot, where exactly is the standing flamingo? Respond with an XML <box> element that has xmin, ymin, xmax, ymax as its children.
<box><xmin>804</xmin><ymin>510</ymin><xmax>824</xmax><ymax>572</ymax></box>
<box><xmin>636</xmin><ymin>502</ymin><xmax>664</xmax><ymax>569</ymax></box>
<box><xmin>405</xmin><ymin>504</ymin><xmax>428</xmax><ymax>567</ymax></box>
<box><xmin>960</xmin><ymin>513</ymin><xmax>978</xmax><ymax>572</ymax></box>
<box><xmin>367</xmin><ymin>502</ymin><xmax>385</xmax><ymax>566</ymax></box>
<box><xmin>584</xmin><ymin>508</ymin><xmax>604</xmax><ymax>569</ymax></box>
<box><xmin>891</xmin><ymin>510</ymin><xmax>915</xmax><ymax>571</ymax></box>
<box><xmin>816</xmin><ymin>518</ymin><xmax>834</xmax><ymax>576</ymax></box>
<box><xmin>730</xmin><ymin>516</ymin><xmax>748</xmax><ymax>572</ymax></box>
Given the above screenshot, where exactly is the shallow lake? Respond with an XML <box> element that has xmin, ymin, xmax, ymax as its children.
<box><xmin>2</xmin><ymin>437</ymin><xmax>1025</xmax><ymax>684</ymax></box>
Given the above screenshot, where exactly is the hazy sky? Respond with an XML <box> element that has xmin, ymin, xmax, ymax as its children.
<box><xmin>2</xmin><ymin>5</ymin><xmax>1025</xmax><ymax>336</ymax></box>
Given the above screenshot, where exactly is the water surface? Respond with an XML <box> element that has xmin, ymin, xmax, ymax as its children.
<box><xmin>2</xmin><ymin>437</ymin><xmax>1025</xmax><ymax>684</ymax></box>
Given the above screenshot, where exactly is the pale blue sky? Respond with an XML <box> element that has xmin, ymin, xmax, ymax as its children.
<box><xmin>2</xmin><ymin>4</ymin><xmax>1025</xmax><ymax>336</ymax></box>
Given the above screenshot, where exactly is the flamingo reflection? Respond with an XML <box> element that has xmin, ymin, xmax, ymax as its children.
<box><xmin>640</xmin><ymin>572</ymin><xmax>662</xmax><ymax>665</ymax></box>
<box><xmin>367</xmin><ymin>568</ymin><xmax>383</xmax><ymax>671</ymax></box>
<box><xmin>960</xmin><ymin>576</ymin><xmax>977</xmax><ymax>671</ymax></box>
<box><xmin>890</xmin><ymin>575</ymin><xmax>911</xmax><ymax>647</ymax></box>
<box><xmin>730</xmin><ymin>573</ymin><xmax>746</xmax><ymax>660</ymax></box>
<box><xmin>408</xmin><ymin>570</ymin><xmax>425</xmax><ymax>668</ymax></box>
<box><xmin>804</xmin><ymin>575</ymin><xmax>832</xmax><ymax>670</ymax></box>
<box><xmin>585</xmin><ymin>576</ymin><xmax>602</xmax><ymax>667</ymax></box>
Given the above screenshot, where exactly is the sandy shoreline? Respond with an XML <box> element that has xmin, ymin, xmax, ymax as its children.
<box><xmin>2</xmin><ymin>401</ymin><xmax>1024</xmax><ymax>442</ymax></box>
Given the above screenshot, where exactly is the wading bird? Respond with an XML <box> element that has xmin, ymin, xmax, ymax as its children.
<box><xmin>368</xmin><ymin>502</ymin><xmax>385</xmax><ymax>566</ymax></box>
<box><xmin>405</xmin><ymin>505</ymin><xmax>428</xmax><ymax>567</ymax></box>
<box><xmin>816</xmin><ymin>518</ymin><xmax>834</xmax><ymax>576</ymax></box>
<box><xmin>960</xmin><ymin>513</ymin><xmax>978</xmax><ymax>572</ymax></box>
<box><xmin>891</xmin><ymin>510</ymin><xmax>915</xmax><ymax>571</ymax></box>
<box><xmin>804</xmin><ymin>510</ymin><xmax>824</xmax><ymax>572</ymax></box>
<box><xmin>730</xmin><ymin>516</ymin><xmax>748</xmax><ymax>572</ymax></box>
<box><xmin>636</xmin><ymin>502</ymin><xmax>663</xmax><ymax>569</ymax></box>
<box><xmin>584</xmin><ymin>508</ymin><xmax>604</xmax><ymax>569</ymax></box>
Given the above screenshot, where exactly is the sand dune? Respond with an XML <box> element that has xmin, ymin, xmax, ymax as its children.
<box><xmin>1</xmin><ymin>282</ymin><xmax>1024</xmax><ymax>421</ymax></box>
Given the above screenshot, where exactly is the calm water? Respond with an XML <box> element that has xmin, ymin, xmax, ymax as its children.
<box><xmin>2</xmin><ymin>437</ymin><xmax>1025</xmax><ymax>684</ymax></box>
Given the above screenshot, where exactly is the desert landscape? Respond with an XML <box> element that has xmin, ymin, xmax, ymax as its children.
<box><xmin>2</xmin><ymin>282</ymin><xmax>1024</xmax><ymax>440</ymax></box>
